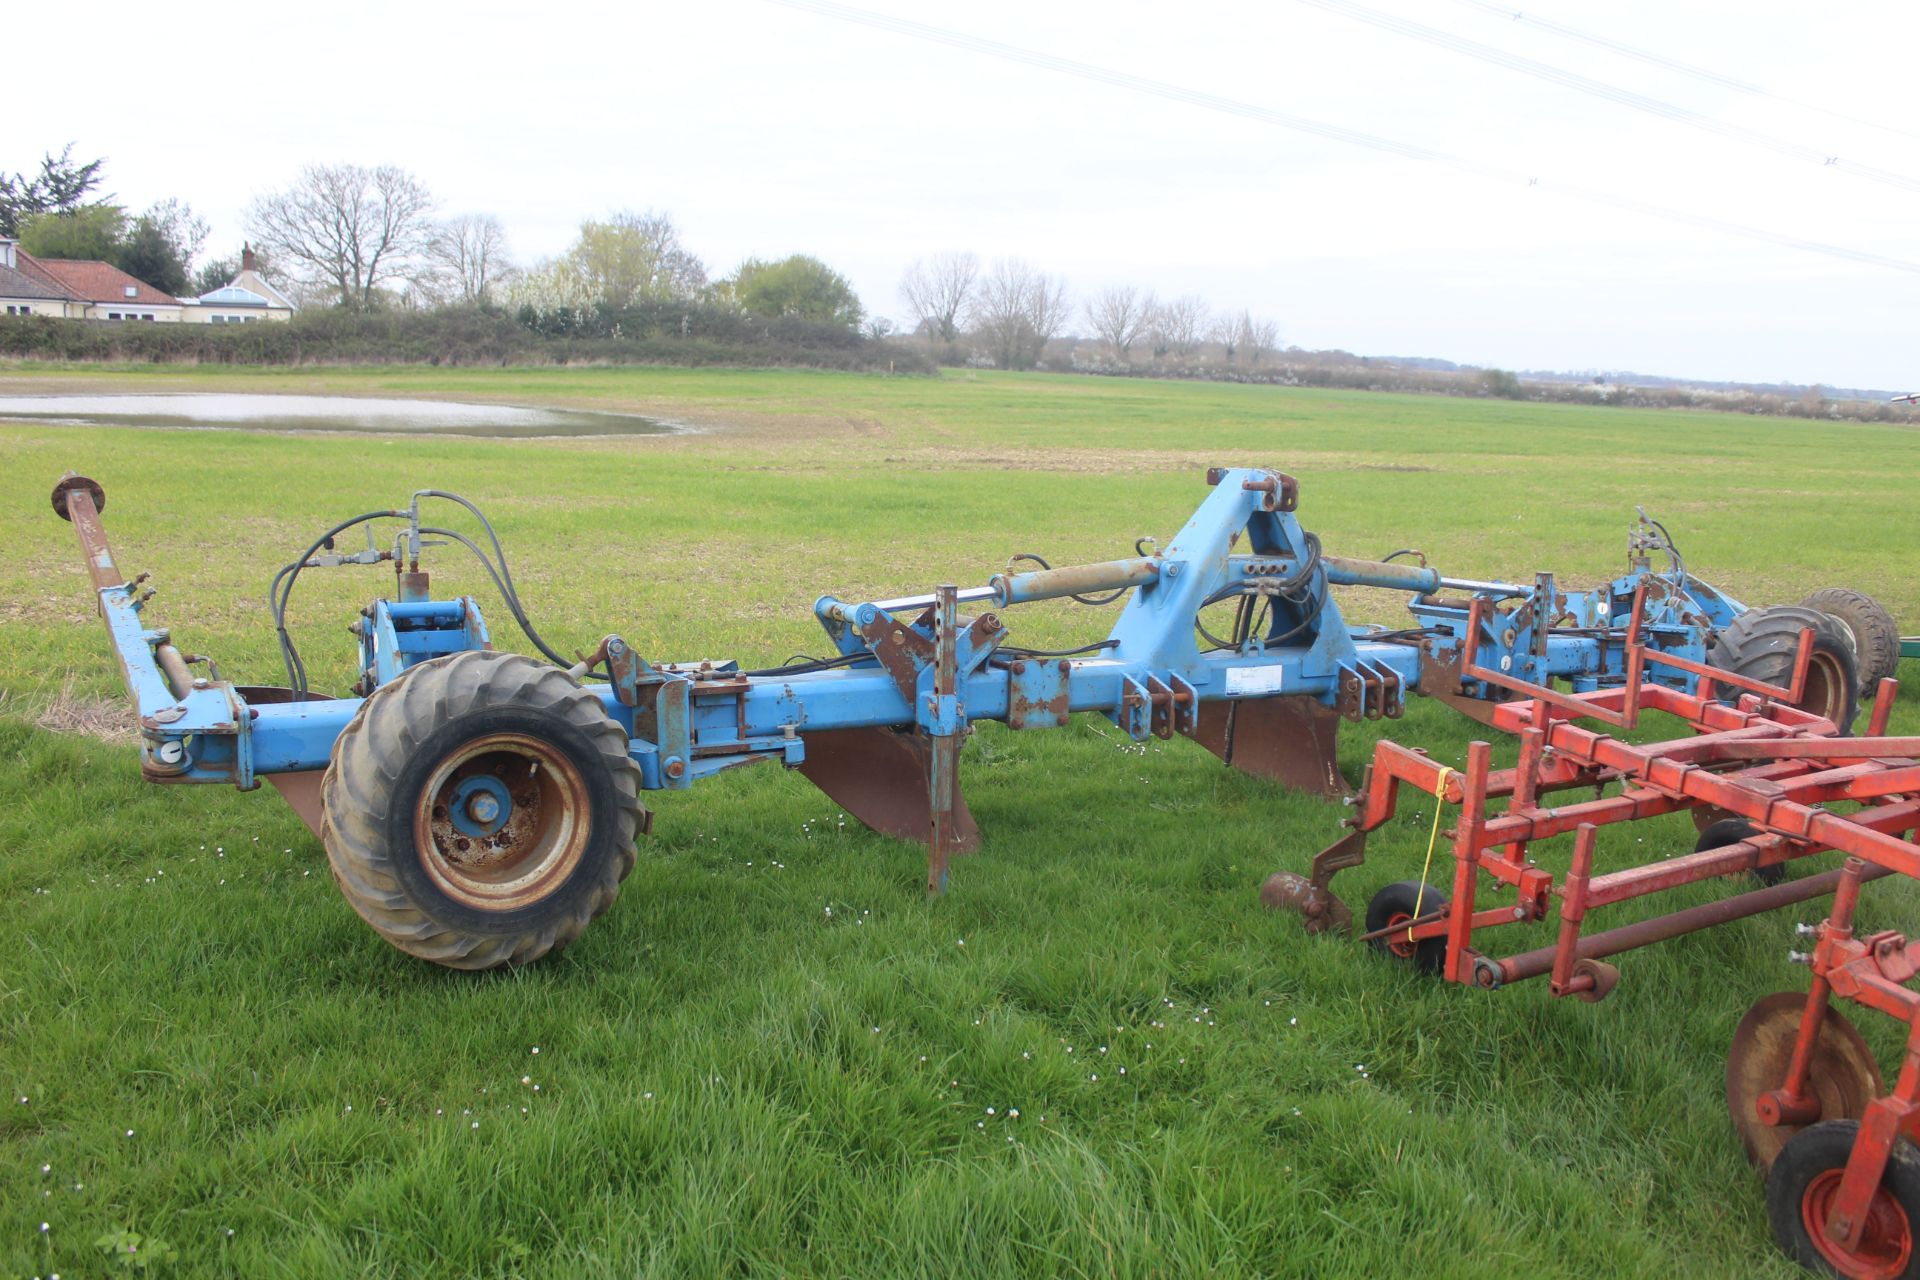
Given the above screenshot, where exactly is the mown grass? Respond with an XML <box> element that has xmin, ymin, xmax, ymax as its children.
<box><xmin>1</xmin><ymin>365</ymin><xmax>1917</xmax><ymax>1278</ymax></box>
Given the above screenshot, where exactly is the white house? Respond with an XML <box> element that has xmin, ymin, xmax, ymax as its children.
<box><xmin>0</xmin><ymin>238</ymin><xmax>296</xmax><ymax>324</ymax></box>
<box><xmin>1</xmin><ymin>240</ymin><xmax>186</xmax><ymax>321</ymax></box>
<box><xmin>0</xmin><ymin>238</ymin><xmax>88</xmax><ymax>318</ymax></box>
<box><xmin>184</xmin><ymin>246</ymin><xmax>296</xmax><ymax>323</ymax></box>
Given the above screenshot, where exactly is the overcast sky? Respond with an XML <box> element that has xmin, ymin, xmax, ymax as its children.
<box><xmin>16</xmin><ymin>1</ymin><xmax>1919</xmax><ymax>389</ymax></box>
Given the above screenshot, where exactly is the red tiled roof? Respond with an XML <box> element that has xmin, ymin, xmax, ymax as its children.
<box><xmin>23</xmin><ymin>253</ymin><xmax>180</xmax><ymax>305</ymax></box>
<box><xmin>0</xmin><ymin>261</ymin><xmax>72</xmax><ymax>301</ymax></box>
<box><xmin>11</xmin><ymin>251</ymin><xmax>79</xmax><ymax>299</ymax></box>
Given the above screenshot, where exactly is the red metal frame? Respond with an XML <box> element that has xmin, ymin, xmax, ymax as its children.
<box><xmin>1317</xmin><ymin>631</ymin><xmax>1920</xmax><ymax>1274</ymax></box>
<box><xmin>1783</xmin><ymin>858</ymin><xmax>1920</xmax><ymax>1263</ymax></box>
<box><xmin>1342</xmin><ymin>667</ymin><xmax>1917</xmax><ymax>989</ymax></box>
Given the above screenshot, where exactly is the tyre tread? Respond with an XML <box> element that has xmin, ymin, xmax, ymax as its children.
<box><xmin>1804</xmin><ymin>587</ymin><xmax>1901</xmax><ymax>692</ymax></box>
<box><xmin>1709</xmin><ymin>606</ymin><xmax>1859</xmax><ymax>729</ymax></box>
<box><xmin>319</xmin><ymin>651</ymin><xmax>643</xmax><ymax>970</ymax></box>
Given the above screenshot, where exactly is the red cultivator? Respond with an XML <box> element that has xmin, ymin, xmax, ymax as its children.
<box><xmin>1267</xmin><ymin>627</ymin><xmax>1920</xmax><ymax>1277</ymax></box>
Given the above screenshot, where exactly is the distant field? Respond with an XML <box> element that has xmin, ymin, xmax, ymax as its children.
<box><xmin>2</xmin><ymin>364</ymin><xmax>1916</xmax><ymax>1278</ymax></box>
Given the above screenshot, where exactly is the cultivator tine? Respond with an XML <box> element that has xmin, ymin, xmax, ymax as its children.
<box><xmin>796</xmin><ymin>727</ymin><xmax>981</xmax><ymax>855</ymax></box>
<box><xmin>1190</xmin><ymin>697</ymin><xmax>1349</xmax><ymax>798</ymax></box>
<box><xmin>1260</xmin><ymin>829</ymin><xmax>1366</xmax><ymax>935</ymax></box>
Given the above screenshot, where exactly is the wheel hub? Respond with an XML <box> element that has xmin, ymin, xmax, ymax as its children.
<box><xmin>414</xmin><ymin>732</ymin><xmax>591</xmax><ymax>910</ymax></box>
<box><xmin>449</xmin><ymin>775</ymin><xmax>513</xmax><ymax>837</ymax></box>
<box><xmin>1803</xmin><ymin>1168</ymin><xmax>1913</xmax><ymax>1280</ymax></box>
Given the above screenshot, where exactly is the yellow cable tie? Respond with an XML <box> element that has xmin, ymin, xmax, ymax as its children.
<box><xmin>1408</xmin><ymin>766</ymin><xmax>1456</xmax><ymax>945</ymax></box>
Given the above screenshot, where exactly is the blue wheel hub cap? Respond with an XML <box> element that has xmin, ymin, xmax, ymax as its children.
<box><xmin>449</xmin><ymin>775</ymin><xmax>513</xmax><ymax>837</ymax></box>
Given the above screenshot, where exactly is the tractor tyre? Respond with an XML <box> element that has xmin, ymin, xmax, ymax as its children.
<box><xmin>1804</xmin><ymin>587</ymin><xmax>1901</xmax><ymax>695</ymax></box>
<box><xmin>320</xmin><ymin>650</ymin><xmax>645</xmax><ymax>970</ymax></box>
<box><xmin>1709</xmin><ymin>606</ymin><xmax>1858</xmax><ymax>731</ymax></box>
<box><xmin>1766</xmin><ymin>1120</ymin><xmax>1920</xmax><ymax>1279</ymax></box>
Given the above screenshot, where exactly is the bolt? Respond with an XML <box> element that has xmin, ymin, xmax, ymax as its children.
<box><xmin>665</xmin><ymin>758</ymin><xmax>686</xmax><ymax>780</ymax></box>
<box><xmin>608</xmin><ymin>638</ymin><xmax>626</xmax><ymax>655</ymax></box>
<box><xmin>468</xmin><ymin>792</ymin><xmax>501</xmax><ymax>825</ymax></box>
<box><xmin>1795</xmin><ymin>922</ymin><xmax>1818</xmax><ymax>937</ymax></box>
<box><xmin>1058</xmin><ymin>660</ymin><xmax>1070</xmax><ymax>674</ymax></box>
<box><xmin>1012</xmin><ymin>661</ymin><xmax>1026</xmax><ymax>675</ymax></box>
<box><xmin>1512</xmin><ymin>907</ymin><xmax>1527</xmax><ymax>920</ymax></box>
<box><xmin>1788</xmin><ymin>950</ymin><xmax>1812</xmax><ymax>966</ymax></box>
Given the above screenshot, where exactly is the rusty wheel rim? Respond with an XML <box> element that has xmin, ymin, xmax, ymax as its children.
<box><xmin>1382</xmin><ymin>911</ymin><xmax>1418</xmax><ymax>960</ymax></box>
<box><xmin>1799</xmin><ymin>651</ymin><xmax>1851</xmax><ymax>726</ymax></box>
<box><xmin>412</xmin><ymin>732</ymin><xmax>590</xmax><ymax>912</ymax></box>
<box><xmin>1801</xmin><ymin>1168</ymin><xmax>1913</xmax><ymax>1280</ymax></box>
<box><xmin>1728</xmin><ymin>993</ymin><xmax>1883</xmax><ymax>1172</ymax></box>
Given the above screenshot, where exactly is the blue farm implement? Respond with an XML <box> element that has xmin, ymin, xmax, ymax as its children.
<box><xmin>48</xmin><ymin>463</ymin><xmax>1918</xmax><ymax>1277</ymax></box>
<box><xmin>51</xmin><ymin>464</ymin><xmax>1877</xmax><ymax>965</ymax></box>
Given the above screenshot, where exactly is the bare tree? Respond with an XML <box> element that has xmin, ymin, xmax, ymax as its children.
<box><xmin>1211</xmin><ymin>314</ymin><xmax>1240</xmax><ymax>364</ymax></box>
<box><xmin>1154</xmin><ymin>295</ymin><xmax>1209</xmax><ymax>357</ymax></box>
<box><xmin>899</xmin><ymin>251</ymin><xmax>978</xmax><ymax>343</ymax></box>
<box><xmin>1242</xmin><ymin>313</ymin><xmax>1280</xmax><ymax>364</ymax></box>
<box><xmin>969</xmin><ymin>258</ymin><xmax>1070</xmax><ymax>371</ymax></box>
<box><xmin>247</xmin><ymin>164</ymin><xmax>436</xmax><ymax>309</ymax></box>
<box><xmin>427</xmin><ymin>213</ymin><xmax>513</xmax><ymax>306</ymax></box>
<box><xmin>1084</xmin><ymin>285</ymin><xmax>1153</xmax><ymax>359</ymax></box>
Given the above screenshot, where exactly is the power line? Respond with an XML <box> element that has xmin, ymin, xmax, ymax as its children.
<box><xmin>760</xmin><ymin>0</ymin><xmax>1920</xmax><ymax>276</ymax></box>
<box><xmin>1449</xmin><ymin>0</ymin><xmax>1920</xmax><ymax>146</ymax></box>
<box><xmin>1299</xmin><ymin>0</ymin><xmax>1920</xmax><ymax>195</ymax></box>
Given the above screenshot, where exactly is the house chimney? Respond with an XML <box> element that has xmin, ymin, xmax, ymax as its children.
<box><xmin>0</xmin><ymin>238</ymin><xmax>15</xmax><ymax>270</ymax></box>
<box><xmin>241</xmin><ymin>243</ymin><xmax>258</xmax><ymax>273</ymax></box>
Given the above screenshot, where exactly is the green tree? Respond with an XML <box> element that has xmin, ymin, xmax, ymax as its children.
<box><xmin>138</xmin><ymin>198</ymin><xmax>209</xmax><ymax>267</ymax></box>
<box><xmin>114</xmin><ymin>201</ymin><xmax>210</xmax><ymax>295</ymax></box>
<box><xmin>559</xmin><ymin>210</ymin><xmax>705</xmax><ymax>309</ymax></box>
<box><xmin>116</xmin><ymin>215</ymin><xmax>189</xmax><ymax>295</ymax></box>
<box><xmin>190</xmin><ymin>255</ymin><xmax>239</xmax><ymax>296</ymax></box>
<box><xmin>18</xmin><ymin>204</ymin><xmax>126</xmax><ymax>260</ymax></box>
<box><xmin>1480</xmin><ymin>368</ymin><xmax>1524</xmax><ymax>399</ymax></box>
<box><xmin>731</xmin><ymin>254</ymin><xmax>863</xmax><ymax>327</ymax></box>
<box><xmin>0</xmin><ymin>143</ymin><xmax>108</xmax><ymax>236</ymax></box>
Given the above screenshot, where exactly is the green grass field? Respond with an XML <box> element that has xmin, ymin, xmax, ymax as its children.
<box><xmin>2</xmin><ymin>364</ymin><xmax>1916</xmax><ymax>1278</ymax></box>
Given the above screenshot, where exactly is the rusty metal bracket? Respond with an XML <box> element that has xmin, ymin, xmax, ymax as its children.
<box><xmin>1146</xmin><ymin>675</ymin><xmax>1175</xmax><ymax>739</ymax></box>
<box><xmin>1007</xmin><ymin>657</ymin><xmax>1070</xmax><ymax>730</ymax></box>
<box><xmin>1336</xmin><ymin>659</ymin><xmax>1405</xmax><ymax>722</ymax></box>
<box><xmin>860</xmin><ymin>609</ymin><xmax>1005</xmax><ymax>707</ymax></box>
<box><xmin>1167</xmin><ymin>673</ymin><xmax>1199</xmax><ymax>736</ymax></box>
<box><xmin>1113</xmin><ymin>674</ymin><xmax>1151</xmax><ymax>741</ymax></box>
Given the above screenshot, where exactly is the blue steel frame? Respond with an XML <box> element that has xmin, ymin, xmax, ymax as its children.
<box><xmin>63</xmin><ymin>467</ymin><xmax>1750</xmax><ymax>807</ymax></box>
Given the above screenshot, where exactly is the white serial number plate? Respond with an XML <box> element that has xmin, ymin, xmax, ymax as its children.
<box><xmin>1225</xmin><ymin>665</ymin><xmax>1285</xmax><ymax>695</ymax></box>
